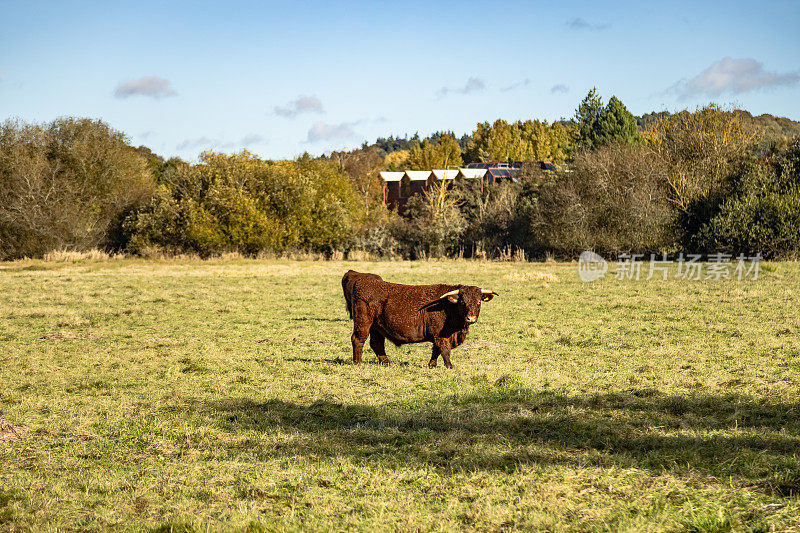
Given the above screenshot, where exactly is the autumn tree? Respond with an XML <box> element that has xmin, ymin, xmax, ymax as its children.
<box><xmin>644</xmin><ymin>105</ymin><xmax>760</xmax><ymax>245</ymax></box>
<box><xmin>406</xmin><ymin>133</ymin><xmax>463</xmax><ymax>169</ymax></box>
<box><xmin>465</xmin><ymin>119</ymin><xmax>570</xmax><ymax>163</ymax></box>
<box><xmin>329</xmin><ymin>147</ymin><xmax>385</xmax><ymax>212</ymax></box>
<box><xmin>0</xmin><ymin>118</ymin><xmax>154</xmax><ymax>259</ymax></box>
<box><xmin>124</xmin><ymin>151</ymin><xmax>365</xmax><ymax>255</ymax></box>
<box><xmin>646</xmin><ymin>105</ymin><xmax>759</xmax><ymax>212</ymax></box>
<box><xmin>399</xmin><ymin>180</ymin><xmax>467</xmax><ymax>258</ymax></box>
<box><xmin>384</xmin><ymin>149</ymin><xmax>409</xmax><ymax>171</ymax></box>
<box><xmin>528</xmin><ymin>143</ymin><xmax>674</xmax><ymax>256</ymax></box>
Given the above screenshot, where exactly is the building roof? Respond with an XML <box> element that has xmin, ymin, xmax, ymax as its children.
<box><xmin>431</xmin><ymin>169</ymin><xmax>459</xmax><ymax>180</ymax></box>
<box><xmin>486</xmin><ymin>168</ymin><xmax>521</xmax><ymax>179</ymax></box>
<box><xmin>379</xmin><ymin>171</ymin><xmax>405</xmax><ymax>182</ymax></box>
<box><xmin>465</xmin><ymin>161</ymin><xmax>524</xmax><ymax>169</ymax></box>
<box><xmin>405</xmin><ymin>170</ymin><xmax>432</xmax><ymax>181</ymax></box>
<box><xmin>458</xmin><ymin>168</ymin><xmax>487</xmax><ymax>179</ymax></box>
<box><xmin>381</xmin><ymin>162</ymin><xmax>553</xmax><ymax>185</ymax></box>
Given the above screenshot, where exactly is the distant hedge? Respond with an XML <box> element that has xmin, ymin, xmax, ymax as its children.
<box><xmin>1</xmin><ymin>110</ymin><xmax>799</xmax><ymax>261</ymax></box>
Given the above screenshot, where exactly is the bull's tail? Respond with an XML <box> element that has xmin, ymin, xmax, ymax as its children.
<box><xmin>344</xmin><ymin>296</ymin><xmax>353</xmax><ymax>319</ymax></box>
<box><xmin>342</xmin><ymin>278</ymin><xmax>353</xmax><ymax>320</ymax></box>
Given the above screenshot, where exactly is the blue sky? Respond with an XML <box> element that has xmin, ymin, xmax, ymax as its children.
<box><xmin>1</xmin><ymin>0</ymin><xmax>798</xmax><ymax>160</ymax></box>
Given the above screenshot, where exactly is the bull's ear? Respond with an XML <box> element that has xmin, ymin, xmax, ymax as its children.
<box><xmin>481</xmin><ymin>290</ymin><xmax>498</xmax><ymax>302</ymax></box>
<box><xmin>440</xmin><ymin>289</ymin><xmax>460</xmax><ymax>304</ymax></box>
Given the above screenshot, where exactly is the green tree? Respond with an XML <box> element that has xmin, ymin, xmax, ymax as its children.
<box><xmin>596</xmin><ymin>96</ymin><xmax>641</xmax><ymax>146</ymax></box>
<box><xmin>574</xmin><ymin>90</ymin><xmax>641</xmax><ymax>149</ymax></box>
<box><xmin>574</xmin><ymin>88</ymin><xmax>604</xmax><ymax>149</ymax></box>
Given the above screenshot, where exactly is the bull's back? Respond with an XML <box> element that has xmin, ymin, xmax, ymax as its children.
<box><xmin>371</xmin><ymin>282</ymin><xmax>455</xmax><ymax>343</ymax></box>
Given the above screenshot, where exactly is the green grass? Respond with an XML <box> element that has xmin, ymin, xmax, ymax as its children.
<box><xmin>1</xmin><ymin>258</ymin><xmax>799</xmax><ymax>531</ymax></box>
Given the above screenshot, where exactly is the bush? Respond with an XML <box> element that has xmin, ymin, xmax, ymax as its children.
<box><xmin>525</xmin><ymin>143</ymin><xmax>675</xmax><ymax>257</ymax></box>
<box><xmin>645</xmin><ymin>105</ymin><xmax>758</xmax><ymax>247</ymax></box>
<box><xmin>0</xmin><ymin>118</ymin><xmax>154</xmax><ymax>259</ymax></box>
<box><xmin>392</xmin><ymin>183</ymin><xmax>466</xmax><ymax>258</ymax></box>
<box><xmin>452</xmin><ymin>178</ymin><xmax>522</xmax><ymax>257</ymax></box>
<box><xmin>350</xmin><ymin>222</ymin><xmax>400</xmax><ymax>258</ymax></box>
<box><xmin>698</xmin><ymin>138</ymin><xmax>800</xmax><ymax>258</ymax></box>
<box><xmin>123</xmin><ymin>151</ymin><xmax>366</xmax><ymax>256</ymax></box>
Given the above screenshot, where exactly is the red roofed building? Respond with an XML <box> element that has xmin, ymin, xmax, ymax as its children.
<box><xmin>379</xmin><ymin>161</ymin><xmax>555</xmax><ymax>211</ymax></box>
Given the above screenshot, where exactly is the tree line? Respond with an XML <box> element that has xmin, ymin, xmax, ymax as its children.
<box><xmin>1</xmin><ymin>90</ymin><xmax>799</xmax><ymax>260</ymax></box>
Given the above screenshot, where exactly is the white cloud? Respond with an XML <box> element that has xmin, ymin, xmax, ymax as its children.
<box><xmin>567</xmin><ymin>17</ymin><xmax>609</xmax><ymax>30</ymax></box>
<box><xmin>274</xmin><ymin>95</ymin><xmax>324</xmax><ymax>118</ymax></box>
<box><xmin>240</xmin><ymin>133</ymin><xmax>265</xmax><ymax>146</ymax></box>
<box><xmin>114</xmin><ymin>76</ymin><xmax>176</xmax><ymax>99</ymax></box>
<box><xmin>501</xmin><ymin>79</ymin><xmax>531</xmax><ymax>92</ymax></box>
<box><xmin>176</xmin><ymin>136</ymin><xmax>216</xmax><ymax>151</ymax></box>
<box><xmin>550</xmin><ymin>84</ymin><xmax>569</xmax><ymax>94</ymax></box>
<box><xmin>306</xmin><ymin>121</ymin><xmax>359</xmax><ymax>143</ymax></box>
<box><xmin>176</xmin><ymin>133</ymin><xmax>266</xmax><ymax>151</ymax></box>
<box><xmin>671</xmin><ymin>57</ymin><xmax>800</xmax><ymax>99</ymax></box>
<box><xmin>437</xmin><ymin>77</ymin><xmax>486</xmax><ymax>97</ymax></box>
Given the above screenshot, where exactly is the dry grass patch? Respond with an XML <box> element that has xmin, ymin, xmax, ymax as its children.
<box><xmin>503</xmin><ymin>271</ymin><xmax>560</xmax><ymax>282</ymax></box>
<box><xmin>0</xmin><ymin>419</ymin><xmax>25</xmax><ymax>442</ymax></box>
<box><xmin>43</xmin><ymin>249</ymin><xmax>120</xmax><ymax>262</ymax></box>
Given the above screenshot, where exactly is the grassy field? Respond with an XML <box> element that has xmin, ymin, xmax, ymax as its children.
<box><xmin>1</xmin><ymin>258</ymin><xmax>799</xmax><ymax>532</ymax></box>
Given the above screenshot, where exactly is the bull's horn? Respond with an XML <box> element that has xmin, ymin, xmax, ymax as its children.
<box><xmin>440</xmin><ymin>289</ymin><xmax>460</xmax><ymax>299</ymax></box>
<box><xmin>481</xmin><ymin>290</ymin><xmax>499</xmax><ymax>296</ymax></box>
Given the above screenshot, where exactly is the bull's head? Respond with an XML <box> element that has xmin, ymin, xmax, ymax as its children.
<box><xmin>440</xmin><ymin>286</ymin><xmax>498</xmax><ymax>324</ymax></box>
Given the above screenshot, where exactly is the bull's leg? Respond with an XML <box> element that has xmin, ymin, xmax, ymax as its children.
<box><xmin>351</xmin><ymin>303</ymin><xmax>371</xmax><ymax>365</ymax></box>
<box><xmin>432</xmin><ymin>340</ymin><xmax>454</xmax><ymax>369</ymax></box>
<box><xmin>441</xmin><ymin>347</ymin><xmax>453</xmax><ymax>369</ymax></box>
<box><xmin>428</xmin><ymin>345</ymin><xmax>441</xmax><ymax>368</ymax></box>
<box><xmin>351</xmin><ymin>328</ymin><xmax>368</xmax><ymax>364</ymax></box>
<box><xmin>369</xmin><ymin>328</ymin><xmax>390</xmax><ymax>365</ymax></box>
<box><xmin>435</xmin><ymin>340</ymin><xmax>454</xmax><ymax>369</ymax></box>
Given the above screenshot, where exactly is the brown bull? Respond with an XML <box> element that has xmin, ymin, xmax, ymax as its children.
<box><xmin>342</xmin><ymin>271</ymin><xmax>497</xmax><ymax>368</ymax></box>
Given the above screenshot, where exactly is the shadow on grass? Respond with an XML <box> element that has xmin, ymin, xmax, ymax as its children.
<box><xmin>284</xmin><ymin>356</ymin><xmax>350</xmax><ymax>365</ymax></box>
<box><xmin>289</xmin><ymin>317</ymin><xmax>348</xmax><ymax>322</ymax></box>
<box><xmin>284</xmin><ymin>356</ymin><xmax>410</xmax><ymax>367</ymax></box>
<box><xmin>204</xmin><ymin>388</ymin><xmax>800</xmax><ymax>496</ymax></box>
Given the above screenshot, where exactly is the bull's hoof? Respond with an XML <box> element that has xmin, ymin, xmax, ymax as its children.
<box><xmin>445</xmin><ymin>363</ymin><xmax>454</xmax><ymax>369</ymax></box>
<box><xmin>428</xmin><ymin>360</ymin><xmax>437</xmax><ymax>368</ymax></box>
<box><xmin>377</xmin><ymin>357</ymin><xmax>391</xmax><ymax>365</ymax></box>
